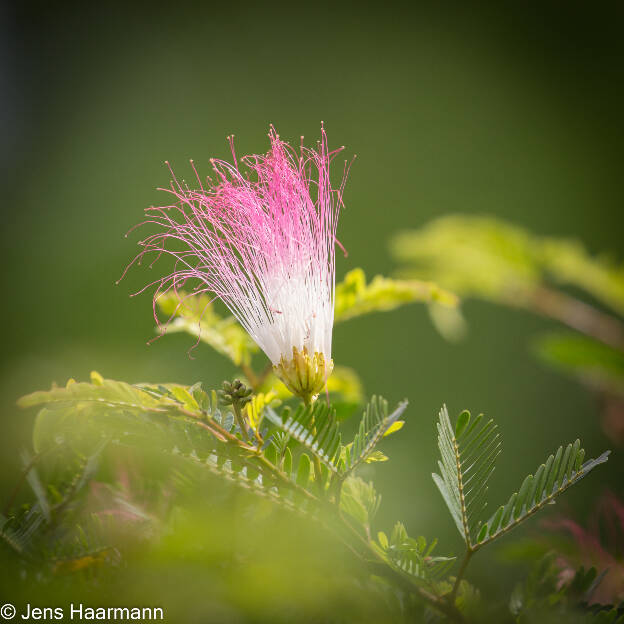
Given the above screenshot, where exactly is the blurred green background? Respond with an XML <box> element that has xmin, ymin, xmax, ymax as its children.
<box><xmin>2</xmin><ymin>0</ymin><xmax>623</xmax><ymax>611</ymax></box>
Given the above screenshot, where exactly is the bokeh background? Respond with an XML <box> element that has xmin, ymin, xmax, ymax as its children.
<box><xmin>2</xmin><ymin>0</ymin><xmax>623</xmax><ymax>615</ymax></box>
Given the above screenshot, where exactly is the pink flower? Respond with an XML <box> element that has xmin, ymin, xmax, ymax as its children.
<box><xmin>124</xmin><ymin>125</ymin><xmax>350</xmax><ymax>401</ymax></box>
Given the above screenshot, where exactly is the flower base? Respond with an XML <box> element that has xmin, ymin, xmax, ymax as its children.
<box><xmin>273</xmin><ymin>347</ymin><xmax>333</xmax><ymax>404</ymax></box>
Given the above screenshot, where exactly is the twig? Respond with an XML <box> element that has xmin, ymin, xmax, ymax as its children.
<box><xmin>232</xmin><ymin>402</ymin><xmax>250</xmax><ymax>443</ymax></box>
<box><xmin>524</xmin><ymin>286</ymin><xmax>624</xmax><ymax>352</ymax></box>
<box><xmin>449</xmin><ymin>548</ymin><xmax>474</xmax><ymax>603</ymax></box>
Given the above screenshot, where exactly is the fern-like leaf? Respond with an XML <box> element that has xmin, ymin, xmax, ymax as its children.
<box><xmin>265</xmin><ymin>402</ymin><xmax>341</xmax><ymax>473</ymax></box>
<box><xmin>17</xmin><ymin>373</ymin><xmax>245</xmax><ymax>463</ymax></box>
<box><xmin>340</xmin><ymin>476</ymin><xmax>381</xmax><ymax>528</ymax></box>
<box><xmin>342</xmin><ymin>397</ymin><xmax>407</xmax><ymax>474</ymax></box>
<box><xmin>432</xmin><ymin>405</ymin><xmax>501</xmax><ymax>547</ymax></box>
<box><xmin>334</xmin><ymin>268</ymin><xmax>457</xmax><ymax>323</ymax></box>
<box><xmin>377</xmin><ymin>522</ymin><xmax>455</xmax><ymax>585</ymax></box>
<box><xmin>476</xmin><ymin>442</ymin><xmax>610</xmax><ymax>547</ymax></box>
<box><xmin>0</xmin><ymin>508</ymin><xmax>45</xmax><ymax>555</ymax></box>
<box><xmin>433</xmin><ymin>406</ymin><xmax>610</xmax><ymax>552</ymax></box>
<box><xmin>155</xmin><ymin>291</ymin><xmax>258</xmax><ymax>365</ymax></box>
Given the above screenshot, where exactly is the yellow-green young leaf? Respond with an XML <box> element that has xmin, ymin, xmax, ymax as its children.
<box><xmin>90</xmin><ymin>370</ymin><xmax>104</xmax><ymax>385</ymax></box>
<box><xmin>334</xmin><ymin>268</ymin><xmax>457</xmax><ymax>323</ymax></box>
<box><xmin>427</xmin><ymin>302</ymin><xmax>468</xmax><ymax>342</ymax></box>
<box><xmin>393</xmin><ymin>215</ymin><xmax>624</xmax><ymax>317</ymax></box>
<box><xmin>245</xmin><ymin>391</ymin><xmax>279</xmax><ymax>433</ymax></box>
<box><xmin>167</xmin><ymin>385</ymin><xmax>201</xmax><ymax>411</ymax></box>
<box><xmin>296</xmin><ymin>453</ymin><xmax>311</xmax><ymax>487</ymax></box>
<box><xmin>18</xmin><ymin>374</ymin><xmax>168</xmax><ymax>413</ymax></box>
<box><xmin>392</xmin><ymin>216</ymin><xmax>540</xmax><ymax>301</ymax></box>
<box><xmin>343</xmin><ymin>397</ymin><xmax>408</xmax><ymax>474</ymax></box>
<box><xmin>383</xmin><ymin>420</ymin><xmax>404</xmax><ymax>437</ymax></box>
<box><xmin>156</xmin><ymin>291</ymin><xmax>258</xmax><ymax>366</ymax></box>
<box><xmin>52</xmin><ymin>548</ymin><xmax>119</xmax><ymax>574</ymax></box>
<box><xmin>377</xmin><ymin>531</ymin><xmax>389</xmax><ymax>550</ymax></box>
<box><xmin>364</xmin><ymin>450</ymin><xmax>388</xmax><ymax>463</ymax></box>
<box><xmin>19</xmin><ymin>374</ymin><xmax>210</xmax><ymax>453</ymax></box>
<box><xmin>339</xmin><ymin>476</ymin><xmax>381</xmax><ymax>528</ymax></box>
<box><xmin>539</xmin><ymin>238</ymin><xmax>624</xmax><ymax>317</ymax></box>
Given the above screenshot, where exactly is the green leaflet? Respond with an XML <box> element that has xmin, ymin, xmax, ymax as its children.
<box><xmin>341</xmin><ymin>396</ymin><xmax>407</xmax><ymax>474</ymax></box>
<box><xmin>340</xmin><ymin>476</ymin><xmax>381</xmax><ymax>528</ymax></box>
<box><xmin>18</xmin><ymin>371</ymin><xmax>170</xmax><ymax>413</ymax></box>
<box><xmin>155</xmin><ymin>291</ymin><xmax>258</xmax><ymax>366</ymax></box>
<box><xmin>433</xmin><ymin>405</ymin><xmax>610</xmax><ymax>551</ymax></box>
<box><xmin>18</xmin><ymin>372</ymin><xmax>218</xmax><ymax>419</ymax></box>
<box><xmin>432</xmin><ymin>406</ymin><xmax>500</xmax><ymax>546</ymax></box>
<box><xmin>178</xmin><ymin>443</ymin><xmax>305</xmax><ymax>514</ymax></box>
<box><xmin>334</xmin><ymin>268</ymin><xmax>457</xmax><ymax>323</ymax></box>
<box><xmin>0</xmin><ymin>508</ymin><xmax>45</xmax><ymax>556</ymax></box>
<box><xmin>392</xmin><ymin>215</ymin><xmax>624</xmax><ymax>316</ymax></box>
<box><xmin>265</xmin><ymin>402</ymin><xmax>341</xmax><ymax>473</ymax></box>
<box><xmin>477</xmin><ymin>444</ymin><xmax>610</xmax><ymax>547</ymax></box>
<box><xmin>376</xmin><ymin>522</ymin><xmax>455</xmax><ymax>585</ymax></box>
<box><xmin>296</xmin><ymin>453</ymin><xmax>312</xmax><ymax>487</ymax></box>
<box><xmin>17</xmin><ymin>374</ymin><xmax>331</xmax><ymax>516</ymax></box>
<box><xmin>266</xmin><ymin>396</ymin><xmax>407</xmax><ymax>478</ymax></box>
<box><xmin>18</xmin><ymin>373</ymin><xmax>234</xmax><ymax>462</ymax></box>
<box><xmin>392</xmin><ymin>216</ymin><xmax>540</xmax><ymax>301</ymax></box>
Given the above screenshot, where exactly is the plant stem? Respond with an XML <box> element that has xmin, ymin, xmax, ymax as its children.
<box><xmin>449</xmin><ymin>548</ymin><xmax>474</xmax><ymax>603</ymax></box>
<box><xmin>232</xmin><ymin>402</ymin><xmax>250</xmax><ymax>443</ymax></box>
<box><xmin>523</xmin><ymin>286</ymin><xmax>624</xmax><ymax>352</ymax></box>
<box><xmin>303</xmin><ymin>394</ymin><xmax>325</xmax><ymax>494</ymax></box>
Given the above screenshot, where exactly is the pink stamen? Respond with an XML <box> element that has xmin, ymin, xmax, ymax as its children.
<box><xmin>121</xmin><ymin>126</ymin><xmax>350</xmax><ymax>365</ymax></box>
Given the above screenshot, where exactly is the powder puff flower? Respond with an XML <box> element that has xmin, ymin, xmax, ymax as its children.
<box><xmin>124</xmin><ymin>125</ymin><xmax>350</xmax><ymax>403</ymax></box>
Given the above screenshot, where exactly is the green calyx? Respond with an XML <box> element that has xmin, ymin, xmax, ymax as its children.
<box><xmin>273</xmin><ymin>347</ymin><xmax>334</xmax><ymax>404</ymax></box>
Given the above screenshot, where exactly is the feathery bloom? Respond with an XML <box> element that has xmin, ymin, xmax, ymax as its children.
<box><xmin>124</xmin><ymin>126</ymin><xmax>349</xmax><ymax>402</ymax></box>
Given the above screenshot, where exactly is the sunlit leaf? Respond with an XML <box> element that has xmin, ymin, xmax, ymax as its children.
<box><xmin>392</xmin><ymin>216</ymin><xmax>540</xmax><ymax>301</ymax></box>
<box><xmin>156</xmin><ymin>291</ymin><xmax>258</xmax><ymax>366</ymax></box>
<box><xmin>245</xmin><ymin>391</ymin><xmax>280</xmax><ymax>433</ymax></box>
<box><xmin>340</xmin><ymin>476</ymin><xmax>381</xmax><ymax>529</ymax></box>
<box><xmin>341</xmin><ymin>396</ymin><xmax>407</xmax><ymax>474</ymax></box>
<box><xmin>334</xmin><ymin>268</ymin><xmax>457</xmax><ymax>323</ymax></box>
<box><xmin>376</xmin><ymin>521</ymin><xmax>455</xmax><ymax>584</ymax></box>
<box><xmin>265</xmin><ymin>402</ymin><xmax>341</xmax><ymax>473</ymax></box>
<box><xmin>393</xmin><ymin>215</ymin><xmax>624</xmax><ymax>321</ymax></box>
<box><xmin>539</xmin><ymin>238</ymin><xmax>624</xmax><ymax>317</ymax></box>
